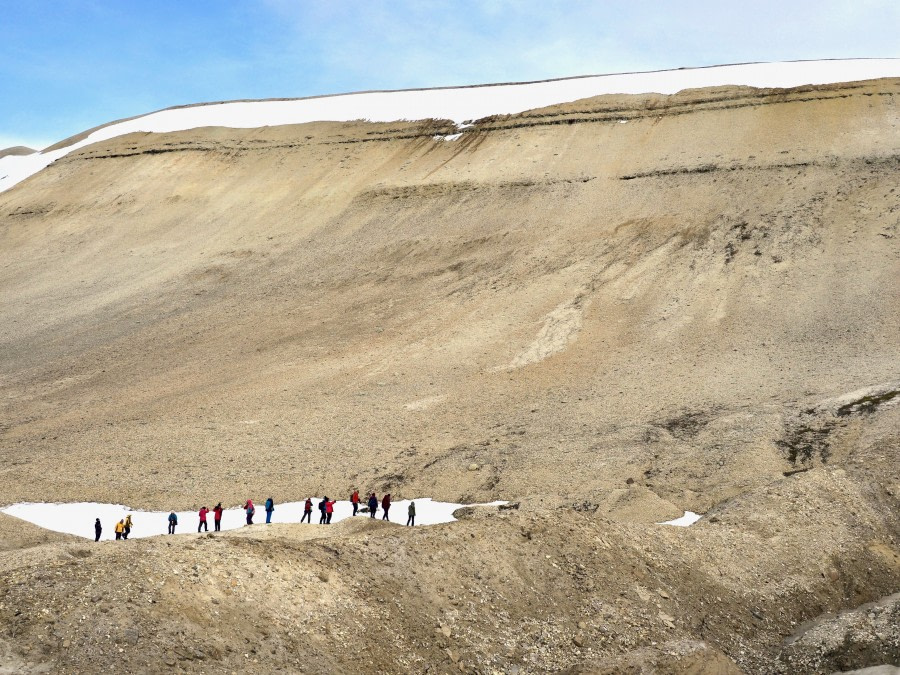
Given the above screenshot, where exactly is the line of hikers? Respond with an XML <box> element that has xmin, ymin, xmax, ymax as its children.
<box><xmin>97</xmin><ymin>491</ymin><xmax>416</xmax><ymax>539</ymax></box>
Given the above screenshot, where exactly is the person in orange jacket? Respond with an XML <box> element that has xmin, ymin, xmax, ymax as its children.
<box><xmin>351</xmin><ymin>490</ymin><xmax>360</xmax><ymax>516</ymax></box>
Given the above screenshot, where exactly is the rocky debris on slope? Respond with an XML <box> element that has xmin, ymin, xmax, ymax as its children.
<box><xmin>778</xmin><ymin>593</ymin><xmax>900</xmax><ymax>674</ymax></box>
<box><xmin>0</xmin><ymin>460</ymin><xmax>896</xmax><ymax>674</ymax></box>
<box><xmin>567</xmin><ymin>639</ymin><xmax>743</xmax><ymax>674</ymax></box>
<box><xmin>0</xmin><ymin>513</ymin><xmax>78</xmax><ymax>552</ymax></box>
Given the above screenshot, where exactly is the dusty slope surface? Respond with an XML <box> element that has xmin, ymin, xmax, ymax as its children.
<box><xmin>1</xmin><ymin>79</ymin><xmax>898</xmax><ymax>508</ymax></box>
<box><xmin>0</xmin><ymin>146</ymin><xmax>35</xmax><ymax>159</ymax></box>
<box><xmin>0</xmin><ymin>78</ymin><xmax>898</xmax><ymax>673</ymax></box>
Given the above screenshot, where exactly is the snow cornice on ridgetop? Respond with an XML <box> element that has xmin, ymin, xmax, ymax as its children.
<box><xmin>1</xmin><ymin>58</ymin><xmax>898</xmax><ymax>195</ymax></box>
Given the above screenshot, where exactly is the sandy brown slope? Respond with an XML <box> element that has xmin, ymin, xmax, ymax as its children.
<box><xmin>0</xmin><ymin>456</ymin><xmax>896</xmax><ymax>674</ymax></box>
<box><xmin>0</xmin><ymin>146</ymin><xmax>35</xmax><ymax>159</ymax></box>
<box><xmin>0</xmin><ymin>79</ymin><xmax>897</xmax><ymax>511</ymax></box>
<box><xmin>0</xmin><ymin>78</ymin><xmax>898</xmax><ymax>673</ymax></box>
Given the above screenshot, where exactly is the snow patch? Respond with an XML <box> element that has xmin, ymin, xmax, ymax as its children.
<box><xmin>657</xmin><ymin>511</ymin><xmax>703</xmax><ymax>527</ymax></box>
<box><xmin>1</xmin><ymin>59</ymin><xmax>897</xmax><ymax>195</ymax></box>
<box><xmin>1</xmin><ymin>498</ymin><xmax>506</xmax><ymax>540</ymax></box>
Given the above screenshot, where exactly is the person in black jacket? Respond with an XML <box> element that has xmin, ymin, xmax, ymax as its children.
<box><xmin>368</xmin><ymin>493</ymin><xmax>378</xmax><ymax>519</ymax></box>
<box><xmin>94</xmin><ymin>518</ymin><xmax>102</xmax><ymax>542</ymax></box>
<box><xmin>318</xmin><ymin>497</ymin><xmax>328</xmax><ymax>524</ymax></box>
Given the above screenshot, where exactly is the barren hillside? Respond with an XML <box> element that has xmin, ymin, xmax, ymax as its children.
<box><xmin>0</xmin><ymin>78</ymin><xmax>898</xmax><ymax>673</ymax></box>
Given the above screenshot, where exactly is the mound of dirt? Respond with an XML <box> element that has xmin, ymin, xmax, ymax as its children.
<box><xmin>0</xmin><ymin>145</ymin><xmax>35</xmax><ymax>159</ymax></box>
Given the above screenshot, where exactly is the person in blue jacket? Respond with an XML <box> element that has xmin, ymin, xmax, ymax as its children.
<box><xmin>368</xmin><ymin>492</ymin><xmax>378</xmax><ymax>519</ymax></box>
<box><xmin>265</xmin><ymin>497</ymin><xmax>274</xmax><ymax>524</ymax></box>
<box><xmin>167</xmin><ymin>512</ymin><xmax>178</xmax><ymax>534</ymax></box>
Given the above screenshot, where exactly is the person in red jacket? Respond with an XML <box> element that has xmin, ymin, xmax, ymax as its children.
<box><xmin>301</xmin><ymin>497</ymin><xmax>313</xmax><ymax>523</ymax></box>
<box><xmin>350</xmin><ymin>490</ymin><xmax>360</xmax><ymax>516</ymax></box>
<box><xmin>325</xmin><ymin>498</ymin><xmax>336</xmax><ymax>524</ymax></box>
<box><xmin>213</xmin><ymin>503</ymin><xmax>223</xmax><ymax>532</ymax></box>
<box><xmin>244</xmin><ymin>499</ymin><xmax>255</xmax><ymax>525</ymax></box>
<box><xmin>381</xmin><ymin>494</ymin><xmax>391</xmax><ymax>521</ymax></box>
<box><xmin>198</xmin><ymin>506</ymin><xmax>209</xmax><ymax>533</ymax></box>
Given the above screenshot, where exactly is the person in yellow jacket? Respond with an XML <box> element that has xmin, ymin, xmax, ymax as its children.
<box><xmin>123</xmin><ymin>514</ymin><xmax>133</xmax><ymax>540</ymax></box>
<box><xmin>114</xmin><ymin>520</ymin><xmax>125</xmax><ymax>540</ymax></box>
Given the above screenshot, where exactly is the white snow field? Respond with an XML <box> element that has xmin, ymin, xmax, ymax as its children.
<box><xmin>1</xmin><ymin>499</ymin><xmax>507</xmax><ymax>541</ymax></box>
<box><xmin>658</xmin><ymin>511</ymin><xmax>703</xmax><ymax>527</ymax></box>
<box><xmin>1</xmin><ymin>59</ymin><xmax>897</xmax><ymax>194</ymax></box>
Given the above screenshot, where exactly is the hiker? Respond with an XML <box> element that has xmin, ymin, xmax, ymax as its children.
<box><xmin>351</xmin><ymin>489</ymin><xmax>360</xmax><ymax>516</ymax></box>
<box><xmin>94</xmin><ymin>518</ymin><xmax>102</xmax><ymax>542</ymax></box>
<box><xmin>167</xmin><ymin>512</ymin><xmax>178</xmax><ymax>535</ymax></box>
<box><xmin>301</xmin><ymin>497</ymin><xmax>313</xmax><ymax>523</ymax></box>
<box><xmin>407</xmin><ymin>501</ymin><xmax>415</xmax><ymax>527</ymax></box>
<box><xmin>382</xmin><ymin>494</ymin><xmax>391</xmax><ymax>521</ymax></box>
<box><xmin>265</xmin><ymin>497</ymin><xmax>274</xmax><ymax>524</ymax></box>
<box><xmin>115</xmin><ymin>519</ymin><xmax>125</xmax><ymax>540</ymax></box>
<box><xmin>318</xmin><ymin>497</ymin><xmax>328</xmax><ymax>524</ymax></box>
<box><xmin>213</xmin><ymin>503</ymin><xmax>223</xmax><ymax>531</ymax></box>
<box><xmin>368</xmin><ymin>492</ymin><xmax>378</xmax><ymax>519</ymax></box>
<box><xmin>198</xmin><ymin>506</ymin><xmax>209</xmax><ymax>532</ymax></box>
<box><xmin>325</xmin><ymin>498</ymin><xmax>335</xmax><ymax>524</ymax></box>
<box><xmin>123</xmin><ymin>514</ymin><xmax>133</xmax><ymax>540</ymax></box>
<box><xmin>244</xmin><ymin>499</ymin><xmax>255</xmax><ymax>525</ymax></box>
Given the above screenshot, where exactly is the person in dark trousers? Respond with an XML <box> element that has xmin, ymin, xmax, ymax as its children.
<box><xmin>301</xmin><ymin>498</ymin><xmax>313</xmax><ymax>523</ymax></box>
<box><xmin>244</xmin><ymin>499</ymin><xmax>255</xmax><ymax>525</ymax></box>
<box><xmin>213</xmin><ymin>503</ymin><xmax>223</xmax><ymax>531</ymax></box>
<box><xmin>265</xmin><ymin>497</ymin><xmax>274</xmax><ymax>524</ymax></box>
<box><xmin>318</xmin><ymin>497</ymin><xmax>328</xmax><ymax>524</ymax></box>
<box><xmin>325</xmin><ymin>498</ymin><xmax>336</xmax><ymax>524</ymax></box>
<box><xmin>167</xmin><ymin>512</ymin><xmax>177</xmax><ymax>534</ymax></box>
<box><xmin>381</xmin><ymin>494</ymin><xmax>391</xmax><ymax>521</ymax></box>
<box><xmin>94</xmin><ymin>518</ymin><xmax>102</xmax><ymax>542</ymax></box>
<box><xmin>115</xmin><ymin>520</ymin><xmax>124</xmax><ymax>540</ymax></box>
<box><xmin>198</xmin><ymin>506</ymin><xmax>209</xmax><ymax>532</ymax></box>
<box><xmin>368</xmin><ymin>492</ymin><xmax>378</xmax><ymax>519</ymax></box>
<box><xmin>351</xmin><ymin>490</ymin><xmax>360</xmax><ymax>516</ymax></box>
<box><xmin>407</xmin><ymin>501</ymin><xmax>415</xmax><ymax>527</ymax></box>
<box><xmin>123</xmin><ymin>514</ymin><xmax>133</xmax><ymax>540</ymax></box>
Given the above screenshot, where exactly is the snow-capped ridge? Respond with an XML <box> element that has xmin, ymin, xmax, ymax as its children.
<box><xmin>1</xmin><ymin>58</ymin><xmax>897</xmax><ymax>195</ymax></box>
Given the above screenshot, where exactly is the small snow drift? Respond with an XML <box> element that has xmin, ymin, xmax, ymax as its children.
<box><xmin>657</xmin><ymin>511</ymin><xmax>703</xmax><ymax>527</ymax></box>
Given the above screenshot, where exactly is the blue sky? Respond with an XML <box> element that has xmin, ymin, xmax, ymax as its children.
<box><xmin>2</xmin><ymin>0</ymin><xmax>898</xmax><ymax>150</ymax></box>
